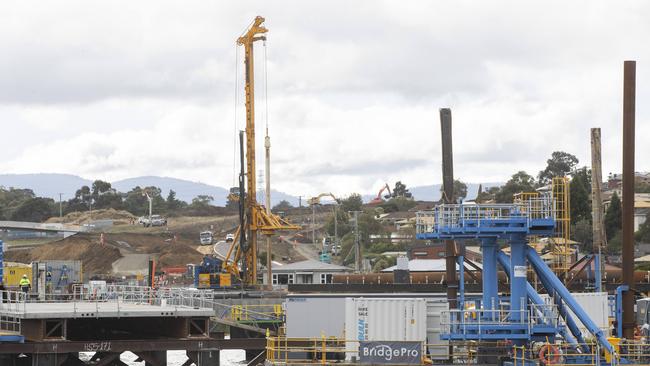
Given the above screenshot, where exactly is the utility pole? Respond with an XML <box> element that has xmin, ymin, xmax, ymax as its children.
<box><xmin>349</xmin><ymin>211</ymin><xmax>363</xmax><ymax>272</ymax></box>
<box><xmin>590</xmin><ymin>128</ymin><xmax>604</xmax><ymax>292</ymax></box>
<box><xmin>58</xmin><ymin>193</ymin><xmax>64</xmax><ymax>220</ymax></box>
<box><xmin>312</xmin><ymin>204</ymin><xmax>316</xmax><ymax>247</ymax></box>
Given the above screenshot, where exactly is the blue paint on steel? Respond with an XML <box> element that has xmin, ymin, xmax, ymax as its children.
<box><xmin>595</xmin><ymin>253</ymin><xmax>603</xmax><ymax>292</ymax></box>
<box><xmin>526</xmin><ymin>247</ymin><xmax>615</xmax><ymax>355</ymax></box>
<box><xmin>616</xmin><ymin>285</ymin><xmax>628</xmax><ymax>338</ymax></box>
<box><xmin>481</xmin><ymin>238</ymin><xmax>499</xmax><ymax>311</ymax></box>
<box><xmin>509</xmin><ymin>235</ymin><xmax>527</xmax><ymax>324</ymax></box>
<box><xmin>0</xmin><ymin>239</ymin><xmax>3</xmax><ymax>285</ymax></box>
<box><xmin>495</xmin><ymin>251</ymin><xmax>581</xmax><ymax>349</ymax></box>
<box><xmin>457</xmin><ymin>255</ymin><xmax>465</xmax><ymax>310</ymax></box>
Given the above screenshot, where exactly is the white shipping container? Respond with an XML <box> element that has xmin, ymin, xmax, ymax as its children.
<box><xmin>344</xmin><ymin>298</ymin><xmax>427</xmax><ymax>360</ymax></box>
<box><xmin>426</xmin><ymin>300</ymin><xmax>449</xmax><ymax>360</ymax></box>
<box><xmin>285</xmin><ymin>297</ymin><xmax>346</xmax><ymax>338</ymax></box>
<box><xmin>540</xmin><ymin>292</ymin><xmax>609</xmax><ymax>338</ymax></box>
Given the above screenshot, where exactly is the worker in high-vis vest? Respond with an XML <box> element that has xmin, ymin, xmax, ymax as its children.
<box><xmin>19</xmin><ymin>274</ymin><xmax>31</xmax><ymax>293</ymax></box>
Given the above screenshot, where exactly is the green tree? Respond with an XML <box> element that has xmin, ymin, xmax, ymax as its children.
<box><xmin>11</xmin><ymin>197</ymin><xmax>55</xmax><ymax>222</ymax></box>
<box><xmin>91</xmin><ymin>180</ymin><xmax>113</xmax><ymax>199</ymax></box>
<box><xmin>635</xmin><ymin>213</ymin><xmax>650</xmax><ymax>243</ymax></box>
<box><xmin>571</xmin><ymin>218</ymin><xmax>593</xmax><ymax>251</ymax></box>
<box><xmin>380</xmin><ymin>197</ymin><xmax>418</xmax><ymax>213</ymax></box>
<box><xmin>538</xmin><ymin>151</ymin><xmax>579</xmax><ymax>184</ymax></box>
<box><xmin>476</xmin><ymin>186</ymin><xmax>501</xmax><ymax>203</ymax></box>
<box><xmin>325</xmin><ymin>209</ymin><xmax>351</xmax><ymax>237</ymax></box>
<box><xmin>570</xmin><ymin>168</ymin><xmax>591</xmax><ymax>225</ymax></box>
<box><xmin>391</xmin><ymin>181</ymin><xmax>412</xmax><ymax>199</ymax></box>
<box><xmin>123</xmin><ymin>186</ymin><xmax>165</xmax><ymax>215</ymax></box>
<box><xmin>496</xmin><ymin>171</ymin><xmax>536</xmax><ymax>203</ymax></box>
<box><xmin>604</xmin><ymin>192</ymin><xmax>622</xmax><ymax>241</ymax></box>
<box><xmin>191</xmin><ymin>195</ymin><xmax>214</xmax><ymax>208</ymax></box>
<box><xmin>272</xmin><ymin>200</ymin><xmax>293</xmax><ymax>212</ymax></box>
<box><xmin>166</xmin><ymin>190</ymin><xmax>185</xmax><ymax>211</ymax></box>
<box><xmin>440</xmin><ymin>179</ymin><xmax>468</xmax><ymax>202</ymax></box>
<box><xmin>340</xmin><ymin>193</ymin><xmax>363</xmax><ymax>212</ymax></box>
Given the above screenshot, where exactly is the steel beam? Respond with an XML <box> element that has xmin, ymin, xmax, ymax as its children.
<box><xmin>621</xmin><ymin>60</ymin><xmax>636</xmax><ymax>339</ymax></box>
<box><xmin>440</xmin><ymin>108</ymin><xmax>458</xmax><ymax>311</ymax></box>
<box><xmin>481</xmin><ymin>238</ymin><xmax>499</xmax><ymax>311</ymax></box>
<box><xmin>526</xmin><ymin>246</ymin><xmax>615</xmax><ymax>354</ymax></box>
<box><xmin>0</xmin><ymin>338</ymin><xmax>266</xmax><ymax>354</ymax></box>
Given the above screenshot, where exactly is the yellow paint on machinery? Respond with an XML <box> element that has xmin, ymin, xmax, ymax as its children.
<box><xmin>198</xmin><ymin>273</ymin><xmax>211</xmax><ymax>289</ymax></box>
<box><xmin>219</xmin><ymin>273</ymin><xmax>232</xmax><ymax>287</ymax></box>
<box><xmin>3</xmin><ymin>265</ymin><xmax>32</xmax><ymax>287</ymax></box>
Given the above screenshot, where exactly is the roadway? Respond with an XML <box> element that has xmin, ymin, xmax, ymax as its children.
<box><xmin>0</xmin><ymin>221</ymin><xmax>86</xmax><ymax>234</ymax></box>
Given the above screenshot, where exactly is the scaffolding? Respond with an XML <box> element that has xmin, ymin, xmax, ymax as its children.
<box><xmin>551</xmin><ymin>176</ymin><xmax>572</xmax><ymax>281</ymax></box>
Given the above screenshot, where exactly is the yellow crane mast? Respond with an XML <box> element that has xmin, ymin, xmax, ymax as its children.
<box><xmin>224</xmin><ymin>16</ymin><xmax>300</xmax><ymax>286</ymax></box>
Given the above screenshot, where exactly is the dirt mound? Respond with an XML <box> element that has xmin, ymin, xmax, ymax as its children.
<box><xmin>47</xmin><ymin>209</ymin><xmax>137</xmax><ymax>225</ymax></box>
<box><xmin>5</xmin><ymin>231</ymin><xmax>204</xmax><ymax>275</ymax></box>
<box><xmin>5</xmin><ymin>233</ymin><xmax>122</xmax><ymax>275</ymax></box>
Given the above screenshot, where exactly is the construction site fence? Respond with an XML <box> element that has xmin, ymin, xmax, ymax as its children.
<box><xmin>266</xmin><ymin>337</ymin><xmax>650</xmax><ymax>365</ymax></box>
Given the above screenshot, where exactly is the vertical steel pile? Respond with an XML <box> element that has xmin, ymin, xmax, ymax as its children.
<box><xmin>590</xmin><ymin>128</ymin><xmax>604</xmax><ymax>291</ymax></box>
<box><xmin>621</xmin><ymin>60</ymin><xmax>636</xmax><ymax>339</ymax></box>
<box><xmin>439</xmin><ymin>108</ymin><xmax>458</xmax><ymax>310</ymax></box>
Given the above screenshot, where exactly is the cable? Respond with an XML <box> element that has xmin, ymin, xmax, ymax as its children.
<box><xmin>264</xmin><ymin>39</ymin><xmax>269</xmax><ymax>132</ymax></box>
<box><xmin>232</xmin><ymin>43</ymin><xmax>239</xmax><ymax>188</ymax></box>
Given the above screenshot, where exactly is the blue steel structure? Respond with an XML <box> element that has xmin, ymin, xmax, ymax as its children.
<box><xmin>416</xmin><ymin>198</ymin><xmax>624</xmax><ymax>363</ymax></box>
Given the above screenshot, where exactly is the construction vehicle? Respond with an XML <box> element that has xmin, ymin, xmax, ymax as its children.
<box><xmin>194</xmin><ymin>255</ymin><xmax>235</xmax><ymax>289</ymax></box>
<box><xmin>368</xmin><ymin>183</ymin><xmax>392</xmax><ymax>205</ymax></box>
<box><xmin>308</xmin><ymin>193</ymin><xmax>339</xmax><ymax>262</ymax></box>
<box><xmin>199</xmin><ymin>231</ymin><xmax>213</xmax><ymax>245</ymax></box>
<box><xmin>222</xmin><ymin>16</ymin><xmax>300</xmax><ymax>286</ymax></box>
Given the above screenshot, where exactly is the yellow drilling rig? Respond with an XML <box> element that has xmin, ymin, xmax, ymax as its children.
<box><xmin>223</xmin><ymin>16</ymin><xmax>300</xmax><ymax>287</ymax></box>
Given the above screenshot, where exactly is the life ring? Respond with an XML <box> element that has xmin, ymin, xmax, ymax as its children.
<box><xmin>538</xmin><ymin>344</ymin><xmax>561</xmax><ymax>365</ymax></box>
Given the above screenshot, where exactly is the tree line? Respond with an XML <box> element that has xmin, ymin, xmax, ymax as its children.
<box><xmin>0</xmin><ymin>180</ymin><xmax>223</xmax><ymax>223</ymax></box>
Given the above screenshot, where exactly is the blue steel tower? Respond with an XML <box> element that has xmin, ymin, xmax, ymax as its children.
<box><xmin>416</xmin><ymin>196</ymin><xmax>618</xmax><ymax>360</ymax></box>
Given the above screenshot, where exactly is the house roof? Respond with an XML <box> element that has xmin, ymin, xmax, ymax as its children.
<box><xmin>635</xmin><ymin>254</ymin><xmax>650</xmax><ymax>263</ymax></box>
<box><xmin>382</xmin><ymin>259</ymin><xmax>482</xmax><ymax>272</ymax></box>
<box><xmin>271</xmin><ymin>259</ymin><xmax>351</xmax><ymax>272</ymax></box>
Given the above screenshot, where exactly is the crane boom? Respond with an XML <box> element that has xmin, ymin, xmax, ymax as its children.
<box><xmin>224</xmin><ymin>16</ymin><xmax>300</xmax><ymax>286</ymax></box>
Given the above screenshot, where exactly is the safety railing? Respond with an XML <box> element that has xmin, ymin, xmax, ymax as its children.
<box><xmin>441</xmin><ymin>303</ymin><xmax>558</xmax><ymax>339</ymax></box>
<box><xmin>0</xmin><ymin>287</ymin><xmax>214</xmax><ymax>318</ymax></box>
<box><xmin>441</xmin><ymin>308</ymin><xmax>531</xmax><ymax>337</ymax></box>
<box><xmin>416</xmin><ymin>198</ymin><xmax>554</xmax><ymax>235</ymax></box>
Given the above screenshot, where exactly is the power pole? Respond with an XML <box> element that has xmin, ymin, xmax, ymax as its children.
<box><xmin>58</xmin><ymin>193</ymin><xmax>64</xmax><ymax>220</ymax></box>
<box><xmin>590</xmin><ymin>128</ymin><xmax>604</xmax><ymax>292</ymax></box>
<box><xmin>349</xmin><ymin>211</ymin><xmax>363</xmax><ymax>272</ymax></box>
<box><xmin>312</xmin><ymin>204</ymin><xmax>316</xmax><ymax>247</ymax></box>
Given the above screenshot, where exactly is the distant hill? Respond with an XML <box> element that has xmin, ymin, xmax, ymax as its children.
<box><xmin>409</xmin><ymin>183</ymin><xmax>503</xmax><ymax>201</ymax></box>
<box><xmin>0</xmin><ymin>174</ymin><xmax>300</xmax><ymax>207</ymax></box>
<box><xmin>0</xmin><ymin>174</ymin><xmax>92</xmax><ymax>200</ymax></box>
<box><xmin>0</xmin><ymin>173</ymin><xmax>502</xmax><ymax>207</ymax></box>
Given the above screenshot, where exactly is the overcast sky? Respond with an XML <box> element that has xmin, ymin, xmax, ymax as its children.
<box><xmin>0</xmin><ymin>1</ymin><xmax>648</xmax><ymax>197</ymax></box>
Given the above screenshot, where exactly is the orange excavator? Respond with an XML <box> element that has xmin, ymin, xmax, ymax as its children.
<box><xmin>369</xmin><ymin>183</ymin><xmax>392</xmax><ymax>205</ymax></box>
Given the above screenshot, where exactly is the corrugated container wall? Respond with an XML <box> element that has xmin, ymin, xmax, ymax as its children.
<box><xmin>344</xmin><ymin>298</ymin><xmax>427</xmax><ymax>358</ymax></box>
<box><xmin>541</xmin><ymin>292</ymin><xmax>609</xmax><ymax>338</ymax></box>
<box><xmin>426</xmin><ymin>300</ymin><xmax>449</xmax><ymax>360</ymax></box>
<box><xmin>285</xmin><ymin>297</ymin><xmax>346</xmax><ymax>338</ymax></box>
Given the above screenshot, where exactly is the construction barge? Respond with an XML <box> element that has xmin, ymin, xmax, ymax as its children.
<box><xmin>0</xmin><ymin>285</ymin><xmax>270</xmax><ymax>366</ymax></box>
